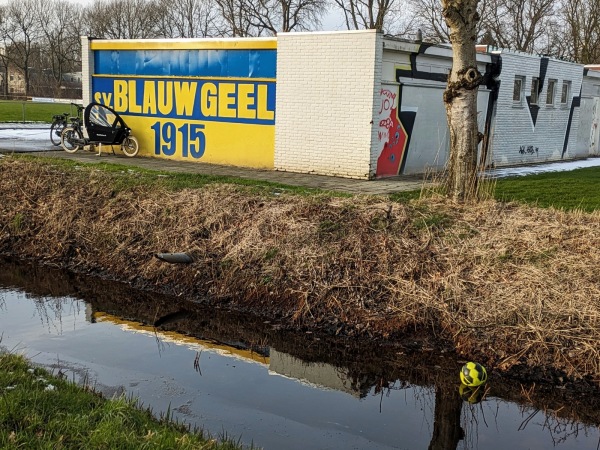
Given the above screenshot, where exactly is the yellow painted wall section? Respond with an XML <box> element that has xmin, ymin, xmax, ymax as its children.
<box><xmin>123</xmin><ymin>115</ymin><xmax>274</xmax><ymax>168</ymax></box>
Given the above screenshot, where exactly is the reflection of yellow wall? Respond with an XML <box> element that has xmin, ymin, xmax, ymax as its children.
<box><xmin>94</xmin><ymin>311</ymin><xmax>269</xmax><ymax>365</ymax></box>
<box><xmin>124</xmin><ymin>116</ymin><xmax>275</xmax><ymax>169</ymax></box>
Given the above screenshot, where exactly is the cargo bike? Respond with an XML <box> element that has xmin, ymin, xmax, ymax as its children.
<box><xmin>61</xmin><ymin>102</ymin><xmax>139</xmax><ymax>157</ymax></box>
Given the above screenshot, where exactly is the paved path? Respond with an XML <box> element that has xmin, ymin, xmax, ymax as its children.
<box><xmin>0</xmin><ymin>124</ymin><xmax>427</xmax><ymax>195</ymax></box>
<box><xmin>23</xmin><ymin>150</ymin><xmax>427</xmax><ymax>195</ymax></box>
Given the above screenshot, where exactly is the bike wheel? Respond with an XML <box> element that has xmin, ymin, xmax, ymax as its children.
<box><xmin>61</xmin><ymin>127</ymin><xmax>82</xmax><ymax>153</ymax></box>
<box><xmin>121</xmin><ymin>135</ymin><xmax>139</xmax><ymax>157</ymax></box>
<box><xmin>50</xmin><ymin>121</ymin><xmax>65</xmax><ymax>146</ymax></box>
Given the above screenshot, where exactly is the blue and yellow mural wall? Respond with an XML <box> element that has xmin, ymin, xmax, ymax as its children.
<box><xmin>90</xmin><ymin>39</ymin><xmax>277</xmax><ymax>168</ymax></box>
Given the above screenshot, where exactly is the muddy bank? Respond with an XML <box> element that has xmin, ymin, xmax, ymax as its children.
<box><xmin>1</xmin><ymin>156</ymin><xmax>600</xmax><ymax>388</ymax></box>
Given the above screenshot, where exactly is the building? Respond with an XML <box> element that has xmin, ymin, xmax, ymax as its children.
<box><xmin>80</xmin><ymin>31</ymin><xmax>595</xmax><ymax>179</ymax></box>
<box><xmin>6</xmin><ymin>65</ymin><xmax>25</xmax><ymax>96</ymax></box>
<box><xmin>481</xmin><ymin>47</ymin><xmax>585</xmax><ymax>167</ymax></box>
<box><xmin>578</xmin><ymin>67</ymin><xmax>600</xmax><ymax>157</ymax></box>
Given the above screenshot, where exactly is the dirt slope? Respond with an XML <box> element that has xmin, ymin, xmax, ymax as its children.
<box><xmin>1</xmin><ymin>156</ymin><xmax>599</xmax><ymax>386</ymax></box>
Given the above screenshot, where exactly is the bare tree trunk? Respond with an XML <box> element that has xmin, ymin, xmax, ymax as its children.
<box><xmin>442</xmin><ymin>0</ymin><xmax>482</xmax><ymax>202</ymax></box>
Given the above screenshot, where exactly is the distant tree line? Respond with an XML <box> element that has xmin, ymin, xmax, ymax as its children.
<box><xmin>0</xmin><ymin>0</ymin><xmax>597</xmax><ymax>98</ymax></box>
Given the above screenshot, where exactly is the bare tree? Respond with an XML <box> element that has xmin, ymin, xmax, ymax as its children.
<box><xmin>154</xmin><ymin>0</ymin><xmax>221</xmax><ymax>38</ymax></box>
<box><xmin>482</xmin><ymin>0</ymin><xmax>556</xmax><ymax>53</ymax></box>
<box><xmin>216</xmin><ymin>0</ymin><xmax>326</xmax><ymax>36</ymax></box>
<box><xmin>334</xmin><ymin>0</ymin><xmax>411</xmax><ymax>35</ymax></box>
<box><xmin>442</xmin><ymin>0</ymin><xmax>482</xmax><ymax>201</ymax></box>
<box><xmin>331</xmin><ymin>0</ymin><xmax>414</xmax><ymax>34</ymax></box>
<box><xmin>410</xmin><ymin>0</ymin><xmax>450</xmax><ymax>41</ymax></box>
<box><xmin>0</xmin><ymin>0</ymin><xmax>44</xmax><ymax>96</ymax></box>
<box><xmin>83</xmin><ymin>0</ymin><xmax>161</xmax><ymax>39</ymax></box>
<box><xmin>560</xmin><ymin>0</ymin><xmax>600</xmax><ymax>64</ymax></box>
<box><xmin>246</xmin><ymin>0</ymin><xmax>327</xmax><ymax>34</ymax></box>
<box><xmin>36</xmin><ymin>0</ymin><xmax>83</xmax><ymax>97</ymax></box>
<box><xmin>215</xmin><ymin>0</ymin><xmax>261</xmax><ymax>36</ymax></box>
<box><xmin>411</xmin><ymin>0</ymin><xmax>492</xmax><ymax>43</ymax></box>
<box><xmin>543</xmin><ymin>20</ymin><xmax>571</xmax><ymax>59</ymax></box>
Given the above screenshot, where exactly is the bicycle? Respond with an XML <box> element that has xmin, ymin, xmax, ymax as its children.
<box><xmin>61</xmin><ymin>102</ymin><xmax>139</xmax><ymax>157</ymax></box>
<box><xmin>50</xmin><ymin>103</ymin><xmax>83</xmax><ymax>146</ymax></box>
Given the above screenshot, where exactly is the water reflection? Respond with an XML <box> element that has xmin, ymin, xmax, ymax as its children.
<box><xmin>1</xmin><ymin>258</ymin><xmax>599</xmax><ymax>450</ymax></box>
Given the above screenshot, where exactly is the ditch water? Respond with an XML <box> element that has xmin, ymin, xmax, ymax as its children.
<box><xmin>1</xmin><ymin>258</ymin><xmax>599</xmax><ymax>450</ymax></box>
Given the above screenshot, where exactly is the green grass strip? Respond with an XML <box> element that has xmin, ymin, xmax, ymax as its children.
<box><xmin>0</xmin><ymin>353</ymin><xmax>247</xmax><ymax>449</ymax></box>
<box><xmin>0</xmin><ymin>100</ymin><xmax>79</xmax><ymax>123</ymax></box>
<box><xmin>493</xmin><ymin>166</ymin><xmax>600</xmax><ymax>212</ymax></box>
<box><xmin>10</xmin><ymin>152</ymin><xmax>600</xmax><ymax>211</ymax></box>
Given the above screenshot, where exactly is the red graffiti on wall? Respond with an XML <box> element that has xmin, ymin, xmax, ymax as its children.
<box><xmin>376</xmin><ymin>88</ymin><xmax>408</xmax><ymax>176</ymax></box>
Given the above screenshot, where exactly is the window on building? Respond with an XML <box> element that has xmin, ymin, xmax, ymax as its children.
<box><xmin>513</xmin><ymin>76</ymin><xmax>525</xmax><ymax>104</ymax></box>
<box><xmin>561</xmin><ymin>81</ymin><xmax>571</xmax><ymax>104</ymax></box>
<box><xmin>531</xmin><ymin>77</ymin><xmax>539</xmax><ymax>104</ymax></box>
<box><xmin>547</xmin><ymin>79</ymin><xmax>557</xmax><ymax>105</ymax></box>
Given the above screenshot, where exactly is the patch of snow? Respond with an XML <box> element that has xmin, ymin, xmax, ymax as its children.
<box><xmin>485</xmin><ymin>157</ymin><xmax>600</xmax><ymax>178</ymax></box>
<box><xmin>0</xmin><ymin>124</ymin><xmax>50</xmax><ymax>141</ymax></box>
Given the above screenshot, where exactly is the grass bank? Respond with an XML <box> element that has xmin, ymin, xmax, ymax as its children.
<box><xmin>1</xmin><ymin>155</ymin><xmax>599</xmax><ymax>388</ymax></box>
<box><xmin>0</xmin><ymin>353</ymin><xmax>243</xmax><ymax>449</ymax></box>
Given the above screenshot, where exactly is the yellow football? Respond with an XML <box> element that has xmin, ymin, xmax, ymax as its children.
<box><xmin>460</xmin><ymin>362</ymin><xmax>488</xmax><ymax>387</ymax></box>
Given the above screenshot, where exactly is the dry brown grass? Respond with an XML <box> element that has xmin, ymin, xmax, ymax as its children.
<box><xmin>1</xmin><ymin>157</ymin><xmax>600</xmax><ymax>384</ymax></box>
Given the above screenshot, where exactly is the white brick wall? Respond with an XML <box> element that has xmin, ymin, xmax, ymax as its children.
<box><xmin>274</xmin><ymin>30</ymin><xmax>381</xmax><ymax>179</ymax></box>
<box><xmin>490</xmin><ymin>51</ymin><xmax>584</xmax><ymax>167</ymax></box>
<box><xmin>80</xmin><ymin>36</ymin><xmax>93</xmax><ymax>105</ymax></box>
